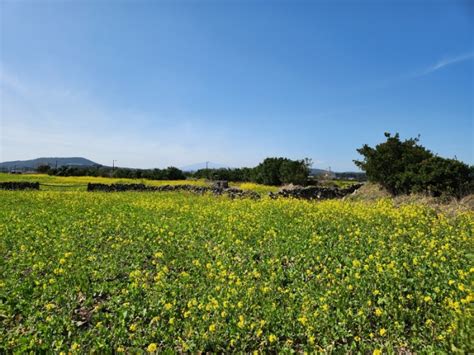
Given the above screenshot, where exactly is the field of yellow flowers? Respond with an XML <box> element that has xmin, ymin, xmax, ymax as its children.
<box><xmin>0</xmin><ymin>190</ymin><xmax>472</xmax><ymax>353</ymax></box>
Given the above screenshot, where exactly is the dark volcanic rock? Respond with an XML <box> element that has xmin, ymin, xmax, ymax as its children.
<box><xmin>213</xmin><ymin>181</ymin><xmax>229</xmax><ymax>189</ymax></box>
<box><xmin>0</xmin><ymin>182</ymin><xmax>40</xmax><ymax>190</ymax></box>
<box><xmin>87</xmin><ymin>183</ymin><xmax>260</xmax><ymax>199</ymax></box>
<box><xmin>268</xmin><ymin>183</ymin><xmax>363</xmax><ymax>200</ymax></box>
<box><xmin>87</xmin><ymin>182</ymin><xmax>362</xmax><ymax>200</ymax></box>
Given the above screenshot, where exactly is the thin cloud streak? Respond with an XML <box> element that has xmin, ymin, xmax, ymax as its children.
<box><xmin>419</xmin><ymin>53</ymin><xmax>474</xmax><ymax>76</ymax></box>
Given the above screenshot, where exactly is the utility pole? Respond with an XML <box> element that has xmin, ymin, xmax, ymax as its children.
<box><xmin>206</xmin><ymin>161</ymin><xmax>209</xmax><ymax>170</ymax></box>
<box><xmin>112</xmin><ymin>160</ymin><xmax>117</xmax><ymax>173</ymax></box>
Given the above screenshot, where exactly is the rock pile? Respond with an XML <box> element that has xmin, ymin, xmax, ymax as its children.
<box><xmin>0</xmin><ymin>182</ymin><xmax>40</xmax><ymax>190</ymax></box>
<box><xmin>269</xmin><ymin>183</ymin><xmax>363</xmax><ymax>200</ymax></box>
<box><xmin>213</xmin><ymin>180</ymin><xmax>229</xmax><ymax>189</ymax></box>
<box><xmin>87</xmin><ymin>183</ymin><xmax>260</xmax><ymax>199</ymax></box>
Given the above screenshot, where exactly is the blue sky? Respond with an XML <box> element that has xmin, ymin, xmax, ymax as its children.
<box><xmin>1</xmin><ymin>0</ymin><xmax>473</xmax><ymax>171</ymax></box>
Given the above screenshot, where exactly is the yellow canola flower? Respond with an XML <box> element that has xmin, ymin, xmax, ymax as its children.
<box><xmin>237</xmin><ymin>315</ymin><xmax>245</xmax><ymax>328</ymax></box>
<box><xmin>45</xmin><ymin>303</ymin><xmax>56</xmax><ymax>311</ymax></box>
<box><xmin>147</xmin><ymin>343</ymin><xmax>158</xmax><ymax>352</ymax></box>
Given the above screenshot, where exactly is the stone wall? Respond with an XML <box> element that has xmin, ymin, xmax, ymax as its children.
<box><xmin>268</xmin><ymin>183</ymin><xmax>363</xmax><ymax>200</ymax></box>
<box><xmin>0</xmin><ymin>182</ymin><xmax>40</xmax><ymax>190</ymax></box>
<box><xmin>87</xmin><ymin>183</ymin><xmax>260</xmax><ymax>199</ymax></box>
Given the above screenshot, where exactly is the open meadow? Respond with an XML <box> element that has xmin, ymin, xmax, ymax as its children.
<box><xmin>1</xmin><ymin>184</ymin><xmax>472</xmax><ymax>353</ymax></box>
<box><xmin>0</xmin><ymin>173</ymin><xmax>280</xmax><ymax>194</ymax></box>
<box><xmin>2</xmin><ymin>0</ymin><xmax>473</xmax><ymax>352</ymax></box>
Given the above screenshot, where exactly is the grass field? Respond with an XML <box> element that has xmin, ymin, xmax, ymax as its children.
<box><xmin>1</xmin><ymin>189</ymin><xmax>472</xmax><ymax>353</ymax></box>
<box><xmin>0</xmin><ymin>173</ymin><xmax>281</xmax><ymax>193</ymax></box>
<box><xmin>0</xmin><ymin>173</ymin><xmax>209</xmax><ymax>191</ymax></box>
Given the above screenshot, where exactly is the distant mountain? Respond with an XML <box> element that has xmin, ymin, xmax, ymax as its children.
<box><xmin>310</xmin><ymin>169</ymin><xmax>366</xmax><ymax>180</ymax></box>
<box><xmin>0</xmin><ymin>157</ymin><xmax>100</xmax><ymax>171</ymax></box>
<box><xmin>310</xmin><ymin>168</ymin><xmax>336</xmax><ymax>177</ymax></box>
<box><xmin>180</xmin><ymin>162</ymin><xmax>229</xmax><ymax>172</ymax></box>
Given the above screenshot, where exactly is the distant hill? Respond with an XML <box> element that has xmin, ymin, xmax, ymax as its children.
<box><xmin>310</xmin><ymin>168</ymin><xmax>366</xmax><ymax>181</ymax></box>
<box><xmin>180</xmin><ymin>162</ymin><xmax>229</xmax><ymax>172</ymax></box>
<box><xmin>310</xmin><ymin>168</ymin><xmax>336</xmax><ymax>178</ymax></box>
<box><xmin>0</xmin><ymin>157</ymin><xmax>100</xmax><ymax>171</ymax></box>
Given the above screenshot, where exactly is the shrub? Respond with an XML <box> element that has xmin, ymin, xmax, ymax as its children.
<box><xmin>354</xmin><ymin>133</ymin><xmax>472</xmax><ymax>197</ymax></box>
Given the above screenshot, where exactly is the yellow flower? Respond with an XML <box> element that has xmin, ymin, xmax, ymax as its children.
<box><xmin>164</xmin><ymin>302</ymin><xmax>173</xmax><ymax>311</ymax></box>
<box><xmin>379</xmin><ymin>328</ymin><xmax>386</xmax><ymax>336</ymax></box>
<box><xmin>298</xmin><ymin>316</ymin><xmax>308</xmax><ymax>326</ymax></box>
<box><xmin>268</xmin><ymin>334</ymin><xmax>277</xmax><ymax>343</ymax></box>
<box><xmin>209</xmin><ymin>323</ymin><xmax>216</xmax><ymax>332</ymax></box>
<box><xmin>237</xmin><ymin>315</ymin><xmax>245</xmax><ymax>328</ymax></box>
<box><xmin>373</xmin><ymin>349</ymin><xmax>382</xmax><ymax>355</ymax></box>
<box><xmin>375</xmin><ymin>308</ymin><xmax>383</xmax><ymax>316</ymax></box>
<box><xmin>147</xmin><ymin>343</ymin><xmax>158</xmax><ymax>352</ymax></box>
<box><xmin>71</xmin><ymin>343</ymin><xmax>80</xmax><ymax>351</ymax></box>
<box><xmin>129</xmin><ymin>323</ymin><xmax>137</xmax><ymax>332</ymax></box>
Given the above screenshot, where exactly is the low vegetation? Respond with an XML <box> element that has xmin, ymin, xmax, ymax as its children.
<box><xmin>1</xmin><ymin>190</ymin><xmax>472</xmax><ymax>353</ymax></box>
<box><xmin>355</xmin><ymin>133</ymin><xmax>473</xmax><ymax>198</ymax></box>
<box><xmin>35</xmin><ymin>157</ymin><xmax>312</xmax><ymax>186</ymax></box>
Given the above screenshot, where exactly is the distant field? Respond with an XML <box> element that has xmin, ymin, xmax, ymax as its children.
<box><xmin>0</xmin><ymin>173</ymin><xmax>208</xmax><ymax>191</ymax></box>
<box><xmin>0</xmin><ymin>190</ymin><xmax>472</xmax><ymax>352</ymax></box>
<box><xmin>0</xmin><ymin>173</ymin><xmax>280</xmax><ymax>193</ymax></box>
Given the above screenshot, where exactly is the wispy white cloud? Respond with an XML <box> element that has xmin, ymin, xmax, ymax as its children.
<box><xmin>0</xmin><ymin>67</ymin><xmax>275</xmax><ymax>168</ymax></box>
<box><xmin>349</xmin><ymin>51</ymin><xmax>474</xmax><ymax>92</ymax></box>
<box><xmin>419</xmin><ymin>52</ymin><xmax>474</xmax><ymax>76</ymax></box>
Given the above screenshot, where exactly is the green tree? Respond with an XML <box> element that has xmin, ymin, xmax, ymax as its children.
<box><xmin>415</xmin><ymin>157</ymin><xmax>472</xmax><ymax>197</ymax></box>
<box><xmin>255</xmin><ymin>157</ymin><xmax>311</xmax><ymax>186</ymax></box>
<box><xmin>354</xmin><ymin>132</ymin><xmax>472</xmax><ymax>197</ymax></box>
<box><xmin>36</xmin><ymin>164</ymin><xmax>51</xmax><ymax>174</ymax></box>
<box><xmin>279</xmin><ymin>159</ymin><xmax>311</xmax><ymax>185</ymax></box>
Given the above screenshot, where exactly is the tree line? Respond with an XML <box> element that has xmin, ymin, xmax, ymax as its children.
<box><xmin>36</xmin><ymin>133</ymin><xmax>473</xmax><ymax>197</ymax></box>
<box><xmin>38</xmin><ymin>165</ymin><xmax>187</xmax><ymax>180</ymax></box>
<box><xmin>37</xmin><ymin>157</ymin><xmax>312</xmax><ymax>186</ymax></box>
<box><xmin>192</xmin><ymin>158</ymin><xmax>311</xmax><ymax>186</ymax></box>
